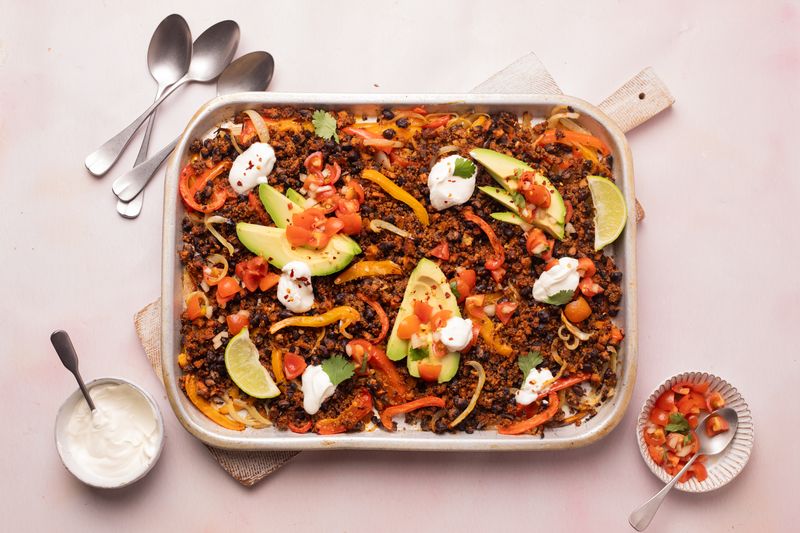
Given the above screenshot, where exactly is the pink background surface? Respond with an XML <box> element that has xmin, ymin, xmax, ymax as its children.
<box><xmin>1</xmin><ymin>1</ymin><xmax>798</xmax><ymax>531</ymax></box>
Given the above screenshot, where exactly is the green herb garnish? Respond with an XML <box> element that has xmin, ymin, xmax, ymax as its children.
<box><xmin>312</xmin><ymin>109</ymin><xmax>339</xmax><ymax>143</ymax></box>
<box><xmin>518</xmin><ymin>351</ymin><xmax>543</xmax><ymax>378</ymax></box>
<box><xmin>545</xmin><ymin>290</ymin><xmax>574</xmax><ymax>306</ymax></box>
<box><xmin>321</xmin><ymin>355</ymin><xmax>354</xmax><ymax>385</ymax></box>
<box><xmin>665</xmin><ymin>412</ymin><xmax>690</xmax><ymax>435</ymax></box>
<box><xmin>409</xmin><ymin>347</ymin><xmax>429</xmax><ymax>361</ymax></box>
<box><xmin>452</xmin><ymin>156</ymin><xmax>477</xmax><ymax>179</ymax></box>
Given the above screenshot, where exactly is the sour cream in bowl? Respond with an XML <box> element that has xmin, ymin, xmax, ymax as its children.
<box><xmin>54</xmin><ymin>377</ymin><xmax>165</xmax><ymax>489</ymax></box>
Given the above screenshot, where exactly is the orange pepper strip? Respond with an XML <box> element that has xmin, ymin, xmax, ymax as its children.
<box><xmin>380</xmin><ymin>396</ymin><xmax>446</xmax><ymax>430</ymax></box>
<box><xmin>362</xmin><ymin>169</ymin><xmax>430</xmax><ymax>226</ymax></box>
<box><xmin>334</xmin><ymin>260</ymin><xmax>403</xmax><ymax>285</ymax></box>
<box><xmin>269</xmin><ymin>306</ymin><xmax>360</xmax><ymax>334</ymax></box>
<box><xmin>271</xmin><ymin>349</ymin><xmax>285</xmax><ymax>384</ymax></box>
<box><xmin>184</xmin><ymin>375</ymin><xmax>245</xmax><ymax>431</ymax></box>
<box><xmin>535</xmin><ymin>129</ymin><xmax>611</xmax><ymax>157</ymax></box>
<box><xmin>315</xmin><ymin>389</ymin><xmax>374</xmax><ymax>435</ymax></box>
<box><xmin>357</xmin><ymin>294</ymin><xmax>389</xmax><ymax>343</ymax></box>
<box><xmin>497</xmin><ymin>391</ymin><xmax>559</xmax><ymax>435</ymax></box>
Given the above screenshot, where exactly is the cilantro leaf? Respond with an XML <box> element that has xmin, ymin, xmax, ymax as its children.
<box><xmin>321</xmin><ymin>355</ymin><xmax>354</xmax><ymax>386</ymax></box>
<box><xmin>409</xmin><ymin>347</ymin><xmax>429</xmax><ymax>362</ymax></box>
<box><xmin>545</xmin><ymin>290</ymin><xmax>574</xmax><ymax>306</ymax></box>
<box><xmin>452</xmin><ymin>156</ymin><xmax>476</xmax><ymax>179</ymax></box>
<box><xmin>683</xmin><ymin>433</ymin><xmax>693</xmax><ymax>446</ymax></box>
<box><xmin>312</xmin><ymin>109</ymin><xmax>339</xmax><ymax>143</ymax></box>
<box><xmin>517</xmin><ymin>351</ymin><xmax>543</xmax><ymax>378</ymax></box>
<box><xmin>449</xmin><ymin>281</ymin><xmax>461</xmax><ymax>300</ymax></box>
<box><xmin>665</xmin><ymin>412</ymin><xmax>690</xmax><ymax>435</ymax></box>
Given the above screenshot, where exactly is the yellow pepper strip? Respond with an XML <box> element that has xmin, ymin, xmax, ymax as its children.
<box><xmin>271</xmin><ymin>349</ymin><xmax>285</xmax><ymax>383</ymax></box>
<box><xmin>184</xmin><ymin>375</ymin><xmax>245</xmax><ymax>431</ymax></box>
<box><xmin>334</xmin><ymin>260</ymin><xmax>403</xmax><ymax>284</ymax></box>
<box><xmin>178</xmin><ymin>353</ymin><xmax>189</xmax><ymax>369</ymax></box>
<box><xmin>269</xmin><ymin>306</ymin><xmax>361</xmax><ymax>334</ymax></box>
<box><xmin>362</xmin><ymin>169</ymin><xmax>430</xmax><ymax>226</ymax></box>
<box><xmin>479</xmin><ymin>319</ymin><xmax>514</xmax><ymax>357</ymax></box>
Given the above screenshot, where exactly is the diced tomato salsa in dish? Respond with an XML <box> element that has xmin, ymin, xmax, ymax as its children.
<box><xmin>643</xmin><ymin>382</ymin><xmax>729</xmax><ymax>483</ymax></box>
<box><xmin>177</xmin><ymin>105</ymin><xmax>626</xmax><ymax>436</ymax></box>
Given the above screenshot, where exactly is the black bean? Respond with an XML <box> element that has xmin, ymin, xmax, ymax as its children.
<box><xmin>396</xmin><ymin>118</ymin><xmax>410</xmax><ymax>128</ymax></box>
<box><xmin>381</xmin><ymin>109</ymin><xmax>395</xmax><ymax>120</ymax></box>
<box><xmin>382</xmin><ymin>128</ymin><xmax>396</xmax><ymax>140</ymax></box>
<box><xmin>610</xmin><ymin>271</ymin><xmax>623</xmax><ymax>282</ymax></box>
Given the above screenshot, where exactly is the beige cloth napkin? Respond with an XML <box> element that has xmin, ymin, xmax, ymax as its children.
<box><xmin>135</xmin><ymin>52</ymin><xmax>674</xmax><ymax>486</ymax></box>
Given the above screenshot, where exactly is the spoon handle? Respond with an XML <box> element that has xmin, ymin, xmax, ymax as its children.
<box><xmin>84</xmin><ymin>78</ymin><xmax>185</xmax><ymax>176</ymax></box>
<box><xmin>628</xmin><ymin>454</ymin><xmax>698</xmax><ymax>531</ymax></box>
<box><xmin>50</xmin><ymin>331</ymin><xmax>95</xmax><ymax>411</ymax></box>
<box><xmin>116</xmin><ymin>83</ymin><xmax>169</xmax><ymax>219</ymax></box>
<box><xmin>112</xmin><ymin>137</ymin><xmax>179</xmax><ymax>201</ymax></box>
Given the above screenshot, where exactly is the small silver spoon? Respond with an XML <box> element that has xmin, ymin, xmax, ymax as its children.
<box><xmin>629</xmin><ymin>407</ymin><xmax>739</xmax><ymax>531</ymax></box>
<box><xmin>85</xmin><ymin>20</ymin><xmax>240</xmax><ymax>177</ymax></box>
<box><xmin>117</xmin><ymin>14</ymin><xmax>192</xmax><ymax>219</ymax></box>
<box><xmin>50</xmin><ymin>330</ymin><xmax>95</xmax><ymax>411</ymax></box>
<box><xmin>111</xmin><ymin>51</ymin><xmax>274</xmax><ymax>202</ymax></box>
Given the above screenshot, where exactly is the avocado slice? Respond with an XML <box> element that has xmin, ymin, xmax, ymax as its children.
<box><xmin>285</xmin><ymin>188</ymin><xmax>307</xmax><ymax>207</ymax></box>
<box><xmin>236</xmin><ymin>222</ymin><xmax>361</xmax><ymax>276</ymax></box>
<box><xmin>385</xmin><ymin>258</ymin><xmax>462</xmax><ymax>383</ymax></box>
<box><xmin>470</xmin><ymin>148</ymin><xmax>566</xmax><ymax>240</ymax></box>
<box><xmin>490</xmin><ymin>211</ymin><xmax>533</xmax><ymax>231</ymax></box>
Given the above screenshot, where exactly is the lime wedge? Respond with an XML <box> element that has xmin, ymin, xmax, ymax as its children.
<box><xmin>587</xmin><ymin>176</ymin><xmax>627</xmax><ymax>250</ymax></box>
<box><xmin>224</xmin><ymin>328</ymin><xmax>280</xmax><ymax>399</ymax></box>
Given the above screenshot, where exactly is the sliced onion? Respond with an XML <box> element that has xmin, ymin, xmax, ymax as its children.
<box><xmin>607</xmin><ymin>346</ymin><xmax>618</xmax><ymax>373</ymax></box>
<box><xmin>437</xmin><ymin>144</ymin><xmax>460</xmax><ymax>156</ymax></box>
<box><xmin>204</xmin><ymin>215</ymin><xmax>235</xmax><ymax>256</ymax></box>
<box><xmin>561</xmin><ymin>312</ymin><xmax>592</xmax><ymax>341</ymax></box>
<box><xmin>547</xmin><ymin>111</ymin><xmax>580</xmax><ymax>129</ymax></box>
<box><xmin>229</xmin><ymin>130</ymin><xmax>243</xmax><ymax>154</ymax></box>
<box><xmin>235</xmin><ymin>399</ymin><xmax>272</xmax><ymax>428</ymax></box>
<box><xmin>220</xmin><ymin>391</ymin><xmax>248</xmax><ymax>424</ymax></box>
<box><xmin>243</xmin><ymin>109</ymin><xmax>270</xmax><ymax>143</ymax></box>
<box><xmin>564</xmin><ymin>335</ymin><xmax>580</xmax><ymax>350</ymax></box>
<box><xmin>557</xmin><ymin>325</ymin><xmax>571</xmax><ymax>341</ymax></box>
<box><xmin>363</xmin><ymin>138</ymin><xmax>403</xmax><ymax>149</ymax></box>
<box><xmin>203</xmin><ymin>254</ymin><xmax>229</xmax><ymax>285</ymax></box>
<box><xmin>369</xmin><ymin>219</ymin><xmax>410</xmax><ymax>238</ymax></box>
<box><xmin>374</xmin><ymin>151</ymin><xmax>392</xmax><ymax>170</ymax></box>
<box><xmin>559</xmin><ymin>117</ymin><xmax>591</xmax><ymax>135</ymax></box>
<box><xmin>483</xmin><ymin>304</ymin><xmax>496</xmax><ymax>317</ymax></box>
<box><xmin>218</xmin><ymin>121</ymin><xmax>243</xmax><ymax>136</ymax></box>
<box><xmin>185</xmin><ymin>290</ymin><xmax>209</xmax><ymax>311</ymax></box>
<box><xmin>565</xmin><ymin>222</ymin><xmax>576</xmax><ymax>235</ymax></box>
<box><xmin>448</xmin><ymin>361</ymin><xmax>486</xmax><ymax>428</ymax></box>
<box><xmin>212</xmin><ymin>330</ymin><xmax>229</xmax><ymax>350</ymax></box>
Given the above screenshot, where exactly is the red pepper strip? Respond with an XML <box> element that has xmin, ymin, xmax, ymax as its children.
<box><xmin>536</xmin><ymin>129</ymin><xmax>611</xmax><ymax>157</ymax></box>
<box><xmin>178</xmin><ymin>161</ymin><xmax>231</xmax><ymax>213</ymax></box>
<box><xmin>342</xmin><ymin>126</ymin><xmax>394</xmax><ymax>154</ymax></box>
<box><xmin>464</xmin><ymin>211</ymin><xmax>505</xmax><ymax>273</ymax></box>
<box><xmin>380</xmin><ymin>396</ymin><xmax>445</xmax><ymax>430</ymax></box>
<box><xmin>422</xmin><ymin>115</ymin><xmax>450</xmax><ymax>129</ymax></box>
<box><xmin>288</xmin><ymin>420</ymin><xmax>313</xmax><ymax>434</ymax></box>
<box><xmin>535</xmin><ymin>374</ymin><xmax>592</xmax><ymax>402</ymax></box>
<box><xmin>315</xmin><ymin>389</ymin><xmax>374</xmax><ymax>435</ymax></box>
<box><xmin>498</xmin><ymin>391</ymin><xmax>560</xmax><ymax>435</ymax></box>
<box><xmin>346</xmin><ymin>339</ymin><xmax>408</xmax><ymax>405</ymax></box>
<box><xmin>357</xmin><ymin>294</ymin><xmax>389</xmax><ymax>343</ymax></box>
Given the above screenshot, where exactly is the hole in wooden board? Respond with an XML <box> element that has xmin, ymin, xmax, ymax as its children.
<box><xmin>638</xmin><ymin>92</ymin><xmax>646</xmax><ymax>100</ymax></box>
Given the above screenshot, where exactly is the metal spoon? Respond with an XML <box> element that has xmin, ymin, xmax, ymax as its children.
<box><xmin>117</xmin><ymin>14</ymin><xmax>191</xmax><ymax>219</ymax></box>
<box><xmin>112</xmin><ymin>51</ymin><xmax>274</xmax><ymax>202</ymax></box>
<box><xmin>629</xmin><ymin>407</ymin><xmax>739</xmax><ymax>531</ymax></box>
<box><xmin>84</xmin><ymin>20</ymin><xmax>240</xmax><ymax>177</ymax></box>
<box><xmin>50</xmin><ymin>330</ymin><xmax>95</xmax><ymax>411</ymax></box>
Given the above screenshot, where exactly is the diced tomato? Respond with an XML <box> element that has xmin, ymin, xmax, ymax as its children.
<box><xmin>338</xmin><ymin>213</ymin><xmax>362</xmax><ymax>235</ymax></box>
<box><xmin>186</xmin><ymin>293</ymin><xmax>206</xmax><ymax>321</ymax></box>
<box><xmin>429</xmin><ymin>241</ymin><xmax>450</xmax><ymax>261</ymax></box>
<box><xmin>283</xmin><ymin>353</ymin><xmax>307</xmax><ymax>380</ymax></box>
<box><xmin>462</xmin><ymin>321</ymin><xmax>481</xmax><ymax>352</ymax></box>
<box><xmin>525</xmin><ymin>228</ymin><xmax>550</xmax><ymax>256</ymax></box>
<box><xmin>687</xmin><ymin>413</ymin><xmax>700</xmax><ymax>429</ymax></box>
<box><xmin>706</xmin><ymin>391</ymin><xmax>725</xmax><ymax>411</ymax></box>
<box><xmin>666</xmin><ymin>451</ymin><xmax>680</xmax><ymax>467</ymax></box>
<box><xmin>643</xmin><ymin>425</ymin><xmax>666</xmax><ymax>446</ymax></box>
<box><xmin>452</xmin><ymin>269</ymin><xmax>476</xmax><ymax>303</ymax></box>
<box><xmin>518</xmin><ymin>172</ymin><xmax>551</xmax><ymax>208</ymax></box>
<box><xmin>705</xmin><ymin>414</ymin><xmax>730</xmax><ymax>437</ymax></box>
<box><xmin>665</xmin><ymin>463</ymin><xmax>681</xmax><ymax>476</ymax></box>
<box><xmin>397</xmin><ymin>315</ymin><xmax>421</xmax><ymax>340</ymax></box>
<box><xmin>235</xmin><ymin>256</ymin><xmax>272</xmax><ymax>292</ymax></box>
<box><xmin>691</xmin><ymin>382</ymin><xmax>710</xmax><ymax>394</ymax></box>
<box><xmin>579</xmin><ymin>276</ymin><xmax>604</xmax><ymax>297</ymax></box>
<box><xmin>226</xmin><ymin>310</ymin><xmax>250</xmax><ymax>335</ymax></box>
<box><xmin>649</xmin><ymin>407</ymin><xmax>670</xmax><ymax>427</ymax></box>
<box><xmin>564</xmin><ymin>200</ymin><xmax>573</xmax><ymax>223</ymax></box>
<box><xmin>413</xmin><ymin>300</ymin><xmax>433</xmax><ymax>323</ymax></box>
<box><xmin>335</xmin><ymin>197</ymin><xmax>361</xmax><ymax>216</ymax></box>
<box><xmin>655</xmin><ymin>391</ymin><xmax>676</xmax><ymax>412</ymax></box>
<box><xmin>464</xmin><ymin>294</ymin><xmax>487</xmax><ymax>320</ymax></box>
<box><xmin>324</xmin><ymin>162</ymin><xmax>342</xmax><ymax>185</ymax></box>
<box><xmin>677</xmin><ymin>392</ymin><xmax>706</xmax><ymax>415</ymax></box>
<box><xmin>679</xmin><ymin>469</ymin><xmax>694</xmax><ymax>483</ymax></box>
<box><xmin>259</xmin><ymin>272</ymin><xmax>280</xmax><ymax>291</ymax></box>
<box><xmin>215</xmin><ymin>277</ymin><xmax>241</xmax><ymax>307</ymax></box>
<box><xmin>690</xmin><ymin>462</ymin><xmax>708</xmax><ymax>482</ymax></box>
<box><xmin>495</xmin><ymin>301</ymin><xmax>518</xmax><ymax>325</ymax></box>
<box><xmin>672</xmin><ymin>383</ymin><xmax>691</xmax><ymax>395</ymax></box>
<box><xmin>541</xmin><ymin>239</ymin><xmax>555</xmax><ymax>262</ymax></box>
<box><xmin>430</xmin><ymin>310</ymin><xmax>453</xmax><ymax>330</ymax></box>
<box><xmin>687</xmin><ymin>430</ymin><xmax>700</xmax><ymax>454</ymax></box>
<box><xmin>342</xmin><ymin>180</ymin><xmax>365</xmax><ymax>203</ymax></box>
<box><xmin>418</xmin><ymin>362</ymin><xmax>442</xmax><ymax>382</ymax></box>
<box><xmin>666</xmin><ymin>432</ymin><xmax>684</xmax><ymax>451</ymax></box>
<box><xmin>304</xmin><ymin>151</ymin><xmax>324</xmax><ymax>173</ymax></box>
<box><xmin>610</xmin><ymin>326</ymin><xmax>624</xmax><ymax>345</ymax></box>
<box><xmin>490</xmin><ymin>267</ymin><xmax>507</xmax><ymax>284</ymax></box>
<box><xmin>648</xmin><ymin>444</ymin><xmax>666</xmax><ymax>465</ymax></box>
<box><xmin>544</xmin><ymin>259</ymin><xmax>559</xmax><ymax>271</ymax></box>
<box><xmin>286</xmin><ymin>224</ymin><xmax>314</xmax><ymax>247</ymax></box>
<box><xmin>576</xmin><ymin>258</ymin><xmax>596</xmax><ymax>278</ymax></box>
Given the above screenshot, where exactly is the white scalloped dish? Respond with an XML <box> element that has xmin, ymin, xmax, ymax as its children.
<box><xmin>636</xmin><ymin>371</ymin><xmax>754</xmax><ymax>492</ymax></box>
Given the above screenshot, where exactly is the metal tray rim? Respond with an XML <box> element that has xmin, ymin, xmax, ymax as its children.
<box><xmin>161</xmin><ymin>92</ymin><xmax>638</xmax><ymax>451</ymax></box>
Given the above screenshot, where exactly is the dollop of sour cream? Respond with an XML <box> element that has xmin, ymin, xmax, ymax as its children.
<box><xmin>63</xmin><ymin>383</ymin><xmax>160</xmax><ymax>485</ymax></box>
<box><xmin>228</xmin><ymin>142</ymin><xmax>276</xmax><ymax>195</ymax></box>
<box><xmin>438</xmin><ymin>316</ymin><xmax>474</xmax><ymax>352</ymax></box>
<box><xmin>277</xmin><ymin>261</ymin><xmax>314</xmax><ymax>313</ymax></box>
<box><xmin>428</xmin><ymin>155</ymin><xmax>477</xmax><ymax>211</ymax></box>
<box><xmin>532</xmin><ymin>257</ymin><xmax>580</xmax><ymax>303</ymax></box>
<box><xmin>301</xmin><ymin>365</ymin><xmax>336</xmax><ymax>415</ymax></box>
<box><xmin>515</xmin><ymin>367</ymin><xmax>555</xmax><ymax>405</ymax></box>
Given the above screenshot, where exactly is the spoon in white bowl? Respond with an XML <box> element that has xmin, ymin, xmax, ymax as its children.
<box><xmin>50</xmin><ymin>330</ymin><xmax>95</xmax><ymax>411</ymax></box>
<box><xmin>116</xmin><ymin>14</ymin><xmax>192</xmax><ymax>219</ymax></box>
<box><xmin>111</xmin><ymin>51</ymin><xmax>274</xmax><ymax>202</ymax></box>
<box><xmin>84</xmin><ymin>20</ymin><xmax>239</xmax><ymax>177</ymax></box>
<box><xmin>628</xmin><ymin>407</ymin><xmax>739</xmax><ymax>531</ymax></box>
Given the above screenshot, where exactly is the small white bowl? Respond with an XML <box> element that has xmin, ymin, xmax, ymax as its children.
<box><xmin>636</xmin><ymin>371</ymin><xmax>754</xmax><ymax>492</ymax></box>
<box><xmin>55</xmin><ymin>377</ymin><xmax>165</xmax><ymax>489</ymax></box>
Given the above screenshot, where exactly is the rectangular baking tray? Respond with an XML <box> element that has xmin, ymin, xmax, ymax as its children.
<box><xmin>161</xmin><ymin>93</ymin><xmax>638</xmax><ymax>451</ymax></box>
